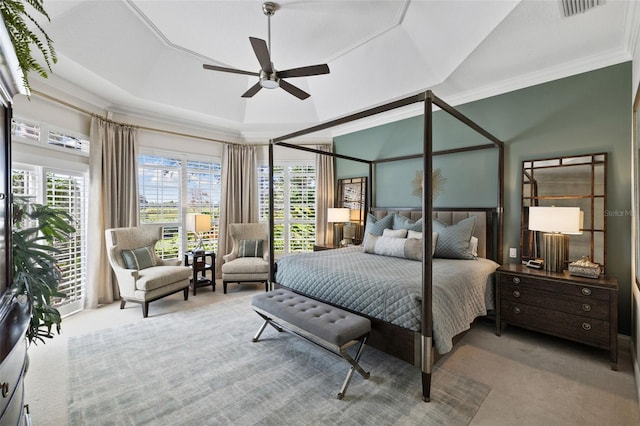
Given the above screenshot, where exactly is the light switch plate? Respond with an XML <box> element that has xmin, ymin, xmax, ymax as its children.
<box><xmin>509</xmin><ymin>248</ymin><xmax>517</xmax><ymax>258</ymax></box>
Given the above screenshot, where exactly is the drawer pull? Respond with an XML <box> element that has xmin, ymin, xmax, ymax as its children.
<box><xmin>582</xmin><ymin>322</ymin><xmax>592</xmax><ymax>331</ymax></box>
<box><xmin>512</xmin><ymin>277</ymin><xmax>521</xmax><ymax>284</ymax></box>
<box><xmin>1</xmin><ymin>382</ymin><xmax>8</xmax><ymax>398</ymax></box>
<box><xmin>512</xmin><ymin>290</ymin><xmax>521</xmax><ymax>298</ymax></box>
<box><xmin>513</xmin><ymin>306</ymin><xmax>521</xmax><ymax>314</ymax></box>
<box><xmin>582</xmin><ymin>304</ymin><xmax>592</xmax><ymax>312</ymax></box>
<box><xmin>581</xmin><ymin>288</ymin><xmax>592</xmax><ymax>296</ymax></box>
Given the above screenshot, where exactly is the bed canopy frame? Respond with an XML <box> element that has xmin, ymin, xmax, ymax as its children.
<box><xmin>267</xmin><ymin>90</ymin><xmax>504</xmax><ymax>402</ymax></box>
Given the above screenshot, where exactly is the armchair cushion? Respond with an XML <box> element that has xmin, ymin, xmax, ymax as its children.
<box><xmin>136</xmin><ymin>265</ymin><xmax>193</xmax><ymax>291</ymax></box>
<box><xmin>238</xmin><ymin>239</ymin><xmax>264</xmax><ymax>258</ymax></box>
<box><xmin>121</xmin><ymin>246</ymin><xmax>158</xmax><ymax>270</ymax></box>
<box><xmin>221</xmin><ymin>257</ymin><xmax>269</xmax><ymax>274</ymax></box>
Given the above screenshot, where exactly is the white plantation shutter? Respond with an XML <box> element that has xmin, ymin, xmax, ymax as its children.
<box><xmin>46</xmin><ymin>171</ymin><xmax>87</xmax><ymax>313</ymax></box>
<box><xmin>258</xmin><ymin>163</ymin><xmax>316</xmax><ymax>254</ymax></box>
<box><xmin>186</xmin><ymin>160</ymin><xmax>221</xmax><ymax>252</ymax></box>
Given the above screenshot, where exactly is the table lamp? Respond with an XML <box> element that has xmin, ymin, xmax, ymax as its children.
<box><xmin>327</xmin><ymin>208</ymin><xmax>350</xmax><ymax>247</ymax></box>
<box><xmin>186</xmin><ymin>213</ymin><xmax>211</xmax><ymax>253</ymax></box>
<box><xmin>528</xmin><ymin>206</ymin><xmax>581</xmax><ymax>272</ymax></box>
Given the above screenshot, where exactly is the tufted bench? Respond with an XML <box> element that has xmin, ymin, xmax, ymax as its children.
<box><xmin>251</xmin><ymin>289</ymin><xmax>371</xmax><ymax>400</ymax></box>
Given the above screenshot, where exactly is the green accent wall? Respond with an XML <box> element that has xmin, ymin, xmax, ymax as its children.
<box><xmin>334</xmin><ymin>62</ymin><xmax>633</xmax><ymax>335</ymax></box>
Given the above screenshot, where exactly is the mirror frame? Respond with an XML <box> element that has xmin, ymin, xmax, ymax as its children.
<box><xmin>337</xmin><ymin>177</ymin><xmax>367</xmax><ymax>244</ymax></box>
<box><xmin>520</xmin><ymin>153</ymin><xmax>607</xmax><ymax>271</ymax></box>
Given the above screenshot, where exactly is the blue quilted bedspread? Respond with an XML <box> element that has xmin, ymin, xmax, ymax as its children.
<box><xmin>275</xmin><ymin>246</ymin><xmax>498</xmax><ymax>354</ymax></box>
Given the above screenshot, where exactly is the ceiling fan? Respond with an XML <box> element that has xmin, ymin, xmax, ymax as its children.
<box><xmin>202</xmin><ymin>2</ymin><xmax>330</xmax><ymax>100</ymax></box>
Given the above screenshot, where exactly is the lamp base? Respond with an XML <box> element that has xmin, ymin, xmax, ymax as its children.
<box><xmin>333</xmin><ymin>223</ymin><xmax>344</xmax><ymax>247</ymax></box>
<box><xmin>541</xmin><ymin>233</ymin><xmax>568</xmax><ymax>272</ymax></box>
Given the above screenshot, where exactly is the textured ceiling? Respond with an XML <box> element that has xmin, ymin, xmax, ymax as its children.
<box><xmin>36</xmin><ymin>0</ymin><xmax>638</xmax><ymax>141</ymax></box>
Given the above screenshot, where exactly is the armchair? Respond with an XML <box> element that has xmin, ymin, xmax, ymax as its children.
<box><xmin>105</xmin><ymin>226</ymin><xmax>192</xmax><ymax>317</ymax></box>
<box><xmin>221</xmin><ymin>223</ymin><xmax>270</xmax><ymax>294</ymax></box>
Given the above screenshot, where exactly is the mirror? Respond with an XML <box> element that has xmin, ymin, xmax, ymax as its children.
<box><xmin>337</xmin><ymin>177</ymin><xmax>367</xmax><ymax>244</ymax></box>
<box><xmin>520</xmin><ymin>153</ymin><xmax>607</xmax><ymax>271</ymax></box>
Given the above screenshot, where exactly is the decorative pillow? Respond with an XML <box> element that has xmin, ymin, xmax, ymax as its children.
<box><xmin>432</xmin><ymin>216</ymin><xmax>477</xmax><ymax>260</ymax></box>
<box><xmin>363</xmin><ymin>234</ymin><xmax>422</xmax><ymax>261</ymax></box>
<box><xmin>238</xmin><ymin>239</ymin><xmax>264</xmax><ymax>257</ymax></box>
<box><xmin>470</xmin><ymin>236</ymin><xmax>479</xmax><ymax>257</ymax></box>
<box><xmin>407</xmin><ymin>229</ymin><xmax>422</xmax><ymax>239</ymax></box>
<box><xmin>382</xmin><ymin>228</ymin><xmax>408</xmax><ymax>238</ymax></box>
<box><xmin>362</xmin><ymin>213</ymin><xmax>394</xmax><ymax>245</ymax></box>
<box><xmin>121</xmin><ymin>246</ymin><xmax>157</xmax><ymax>270</ymax></box>
<box><xmin>405</xmin><ymin>230</ymin><xmax>438</xmax><ymax>256</ymax></box>
<box><xmin>392</xmin><ymin>214</ymin><xmax>423</xmax><ymax>231</ymax></box>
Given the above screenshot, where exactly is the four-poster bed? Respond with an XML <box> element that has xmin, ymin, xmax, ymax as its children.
<box><xmin>267</xmin><ymin>90</ymin><xmax>504</xmax><ymax>402</ymax></box>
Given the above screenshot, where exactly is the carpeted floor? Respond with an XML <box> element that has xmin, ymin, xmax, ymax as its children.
<box><xmin>67</xmin><ymin>296</ymin><xmax>490</xmax><ymax>425</ymax></box>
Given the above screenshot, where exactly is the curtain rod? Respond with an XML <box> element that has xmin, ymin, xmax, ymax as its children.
<box><xmin>30</xmin><ymin>89</ymin><xmax>243</xmax><ymax>146</ymax></box>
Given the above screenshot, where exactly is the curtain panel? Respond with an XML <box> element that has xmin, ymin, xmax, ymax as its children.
<box><xmin>315</xmin><ymin>143</ymin><xmax>335</xmax><ymax>245</ymax></box>
<box><xmin>86</xmin><ymin>116</ymin><xmax>138</xmax><ymax>308</ymax></box>
<box><xmin>216</xmin><ymin>144</ymin><xmax>258</xmax><ymax>277</ymax></box>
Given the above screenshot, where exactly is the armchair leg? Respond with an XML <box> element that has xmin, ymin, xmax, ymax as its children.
<box><xmin>120</xmin><ymin>300</ymin><xmax>126</xmax><ymax>310</ymax></box>
<box><xmin>223</xmin><ymin>281</ymin><xmax>228</xmax><ymax>294</ymax></box>
<box><xmin>264</xmin><ymin>281</ymin><xmax>268</xmax><ymax>292</ymax></box>
<box><xmin>183</xmin><ymin>287</ymin><xmax>189</xmax><ymax>301</ymax></box>
<box><xmin>142</xmin><ymin>302</ymin><xmax>149</xmax><ymax>318</ymax></box>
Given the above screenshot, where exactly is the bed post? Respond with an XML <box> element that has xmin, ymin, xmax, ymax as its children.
<box><xmin>268</xmin><ymin>141</ymin><xmax>275</xmax><ymax>285</ymax></box>
<box><xmin>421</xmin><ymin>90</ymin><xmax>434</xmax><ymax>402</ymax></box>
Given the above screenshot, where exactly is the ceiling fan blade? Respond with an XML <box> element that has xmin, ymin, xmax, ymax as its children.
<box><xmin>203</xmin><ymin>64</ymin><xmax>259</xmax><ymax>77</ymax></box>
<box><xmin>279</xmin><ymin>80</ymin><xmax>310</xmax><ymax>100</ymax></box>
<box><xmin>241</xmin><ymin>82</ymin><xmax>262</xmax><ymax>98</ymax></box>
<box><xmin>249</xmin><ymin>37</ymin><xmax>273</xmax><ymax>74</ymax></box>
<box><xmin>278</xmin><ymin>64</ymin><xmax>330</xmax><ymax>79</ymax></box>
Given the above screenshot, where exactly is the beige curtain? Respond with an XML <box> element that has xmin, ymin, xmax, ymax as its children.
<box><xmin>315</xmin><ymin>143</ymin><xmax>335</xmax><ymax>245</ymax></box>
<box><xmin>216</xmin><ymin>144</ymin><xmax>258</xmax><ymax>277</ymax></box>
<box><xmin>85</xmin><ymin>116</ymin><xmax>138</xmax><ymax>308</ymax></box>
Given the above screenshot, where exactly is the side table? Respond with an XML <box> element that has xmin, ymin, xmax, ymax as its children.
<box><xmin>184</xmin><ymin>251</ymin><xmax>216</xmax><ymax>295</ymax></box>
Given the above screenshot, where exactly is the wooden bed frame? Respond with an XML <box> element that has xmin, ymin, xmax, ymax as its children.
<box><xmin>267</xmin><ymin>90</ymin><xmax>504</xmax><ymax>402</ymax></box>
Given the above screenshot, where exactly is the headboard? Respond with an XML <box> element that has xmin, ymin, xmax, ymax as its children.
<box><xmin>371</xmin><ymin>207</ymin><xmax>496</xmax><ymax>260</ymax></box>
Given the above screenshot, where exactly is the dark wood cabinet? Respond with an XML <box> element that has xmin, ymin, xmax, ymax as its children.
<box><xmin>496</xmin><ymin>263</ymin><xmax>618</xmax><ymax>369</ymax></box>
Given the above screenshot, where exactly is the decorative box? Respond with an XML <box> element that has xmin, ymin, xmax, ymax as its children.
<box><xmin>568</xmin><ymin>257</ymin><xmax>601</xmax><ymax>279</ymax></box>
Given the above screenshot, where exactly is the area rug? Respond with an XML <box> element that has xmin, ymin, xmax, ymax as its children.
<box><xmin>68</xmin><ymin>296</ymin><xmax>490</xmax><ymax>425</ymax></box>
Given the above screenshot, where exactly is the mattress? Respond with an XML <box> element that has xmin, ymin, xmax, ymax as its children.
<box><xmin>275</xmin><ymin>246</ymin><xmax>498</xmax><ymax>354</ymax></box>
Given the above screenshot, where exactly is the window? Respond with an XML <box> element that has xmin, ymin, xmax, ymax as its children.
<box><xmin>138</xmin><ymin>153</ymin><xmax>221</xmax><ymax>258</ymax></box>
<box><xmin>11</xmin><ymin>119</ymin><xmax>89</xmax><ymax>317</ymax></box>
<box><xmin>258</xmin><ymin>163</ymin><xmax>316</xmax><ymax>254</ymax></box>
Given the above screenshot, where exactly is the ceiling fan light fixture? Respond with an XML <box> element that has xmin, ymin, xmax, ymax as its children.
<box><xmin>259</xmin><ymin>70</ymin><xmax>280</xmax><ymax>89</ymax></box>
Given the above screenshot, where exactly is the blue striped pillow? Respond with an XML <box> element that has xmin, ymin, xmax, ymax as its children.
<box><xmin>121</xmin><ymin>246</ymin><xmax>157</xmax><ymax>270</ymax></box>
<box><xmin>238</xmin><ymin>239</ymin><xmax>263</xmax><ymax>257</ymax></box>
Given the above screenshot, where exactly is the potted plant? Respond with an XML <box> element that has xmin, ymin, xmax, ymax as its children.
<box><xmin>11</xmin><ymin>196</ymin><xmax>75</xmax><ymax>344</ymax></box>
<box><xmin>0</xmin><ymin>0</ymin><xmax>57</xmax><ymax>92</ymax></box>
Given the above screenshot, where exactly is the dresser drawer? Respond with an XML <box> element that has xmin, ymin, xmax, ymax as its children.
<box><xmin>501</xmin><ymin>282</ymin><xmax>609</xmax><ymax>321</ymax></box>
<box><xmin>502</xmin><ymin>300</ymin><xmax>610</xmax><ymax>347</ymax></box>
<box><xmin>500</xmin><ymin>273</ymin><xmax>609</xmax><ymax>301</ymax></box>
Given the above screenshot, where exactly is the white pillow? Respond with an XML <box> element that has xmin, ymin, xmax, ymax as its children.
<box><xmin>382</xmin><ymin>228</ymin><xmax>408</xmax><ymax>238</ymax></box>
<box><xmin>403</xmin><ymin>230</ymin><xmax>438</xmax><ymax>256</ymax></box>
<box><xmin>407</xmin><ymin>229</ymin><xmax>422</xmax><ymax>239</ymax></box>
<box><xmin>470</xmin><ymin>236</ymin><xmax>479</xmax><ymax>257</ymax></box>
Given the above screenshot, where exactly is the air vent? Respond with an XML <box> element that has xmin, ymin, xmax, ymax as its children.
<box><xmin>561</xmin><ymin>0</ymin><xmax>604</xmax><ymax>17</ymax></box>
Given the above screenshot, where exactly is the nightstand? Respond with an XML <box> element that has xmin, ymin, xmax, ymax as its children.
<box><xmin>496</xmin><ymin>263</ymin><xmax>618</xmax><ymax>370</ymax></box>
<box><xmin>184</xmin><ymin>251</ymin><xmax>216</xmax><ymax>295</ymax></box>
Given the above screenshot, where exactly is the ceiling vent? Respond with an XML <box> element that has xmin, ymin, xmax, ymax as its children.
<box><xmin>560</xmin><ymin>0</ymin><xmax>604</xmax><ymax>17</ymax></box>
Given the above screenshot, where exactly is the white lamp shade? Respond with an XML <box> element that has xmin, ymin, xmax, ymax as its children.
<box><xmin>528</xmin><ymin>207</ymin><xmax>581</xmax><ymax>234</ymax></box>
<box><xmin>186</xmin><ymin>213</ymin><xmax>211</xmax><ymax>233</ymax></box>
<box><xmin>327</xmin><ymin>208</ymin><xmax>350</xmax><ymax>223</ymax></box>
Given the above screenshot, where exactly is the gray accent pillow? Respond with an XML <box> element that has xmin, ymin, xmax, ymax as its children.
<box><xmin>362</xmin><ymin>213</ymin><xmax>394</xmax><ymax>245</ymax></box>
<box><xmin>432</xmin><ymin>216</ymin><xmax>477</xmax><ymax>259</ymax></box>
<box><xmin>238</xmin><ymin>239</ymin><xmax>264</xmax><ymax>257</ymax></box>
<box><xmin>392</xmin><ymin>214</ymin><xmax>423</xmax><ymax>231</ymax></box>
<box><xmin>363</xmin><ymin>234</ymin><xmax>422</xmax><ymax>261</ymax></box>
<box><xmin>121</xmin><ymin>246</ymin><xmax>157</xmax><ymax>270</ymax></box>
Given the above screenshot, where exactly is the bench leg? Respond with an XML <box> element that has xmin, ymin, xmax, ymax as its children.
<box><xmin>337</xmin><ymin>337</ymin><xmax>370</xmax><ymax>400</ymax></box>
<box><xmin>252</xmin><ymin>313</ymin><xmax>285</xmax><ymax>342</ymax></box>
